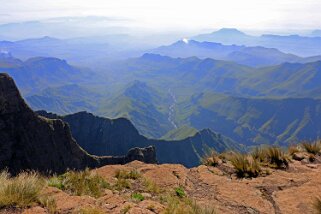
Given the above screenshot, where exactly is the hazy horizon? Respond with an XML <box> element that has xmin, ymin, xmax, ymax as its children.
<box><xmin>1</xmin><ymin>0</ymin><xmax>321</xmax><ymax>37</ymax></box>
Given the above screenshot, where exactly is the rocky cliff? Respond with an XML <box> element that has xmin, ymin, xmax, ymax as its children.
<box><xmin>0</xmin><ymin>73</ymin><xmax>156</xmax><ymax>174</ymax></box>
<box><xmin>38</xmin><ymin>110</ymin><xmax>242</xmax><ymax>167</ymax></box>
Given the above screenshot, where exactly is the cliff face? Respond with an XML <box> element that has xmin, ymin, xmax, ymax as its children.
<box><xmin>38</xmin><ymin>110</ymin><xmax>242</xmax><ymax>167</ymax></box>
<box><xmin>0</xmin><ymin>73</ymin><xmax>156</xmax><ymax>174</ymax></box>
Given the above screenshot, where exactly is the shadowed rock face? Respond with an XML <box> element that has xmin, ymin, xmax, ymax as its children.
<box><xmin>37</xmin><ymin>111</ymin><xmax>242</xmax><ymax>167</ymax></box>
<box><xmin>0</xmin><ymin>73</ymin><xmax>156</xmax><ymax>174</ymax></box>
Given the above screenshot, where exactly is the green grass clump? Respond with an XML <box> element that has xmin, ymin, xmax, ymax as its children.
<box><xmin>175</xmin><ymin>187</ymin><xmax>186</xmax><ymax>198</ymax></box>
<box><xmin>302</xmin><ymin>141</ymin><xmax>321</xmax><ymax>155</ymax></box>
<box><xmin>0</xmin><ymin>171</ymin><xmax>45</xmax><ymax>208</ymax></box>
<box><xmin>230</xmin><ymin>153</ymin><xmax>261</xmax><ymax>178</ymax></box>
<box><xmin>131</xmin><ymin>193</ymin><xmax>144</xmax><ymax>201</ymax></box>
<box><xmin>114</xmin><ymin>169</ymin><xmax>141</xmax><ymax>180</ymax></box>
<box><xmin>48</xmin><ymin>169</ymin><xmax>109</xmax><ymax>198</ymax></box>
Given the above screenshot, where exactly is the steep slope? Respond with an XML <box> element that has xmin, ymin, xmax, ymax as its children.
<box><xmin>0</xmin><ymin>73</ymin><xmax>156</xmax><ymax>174</ymax></box>
<box><xmin>37</xmin><ymin>111</ymin><xmax>243</xmax><ymax>167</ymax></box>
<box><xmin>26</xmin><ymin>84</ymin><xmax>100</xmax><ymax>115</ymax></box>
<box><xmin>99</xmin><ymin>80</ymin><xmax>172</xmax><ymax>138</ymax></box>
<box><xmin>179</xmin><ymin>92</ymin><xmax>321</xmax><ymax>146</ymax></box>
<box><xmin>0</xmin><ymin>56</ymin><xmax>99</xmax><ymax>95</ymax></box>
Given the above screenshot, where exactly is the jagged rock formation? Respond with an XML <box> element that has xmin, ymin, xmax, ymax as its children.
<box><xmin>38</xmin><ymin>111</ymin><xmax>242</xmax><ymax>167</ymax></box>
<box><xmin>0</xmin><ymin>73</ymin><xmax>156</xmax><ymax>174</ymax></box>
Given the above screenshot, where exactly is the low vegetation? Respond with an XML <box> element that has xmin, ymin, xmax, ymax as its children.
<box><xmin>131</xmin><ymin>193</ymin><xmax>144</xmax><ymax>201</ymax></box>
<box><xmin>302</xmin><ymin>141</ymin><xmax>321</xmax><ymax>155</ymax></box>
<box><xmin>114</xmin><ymin>169</ymin><xmax>141</xmax><ymax>180</ymax></box>
<box><xmin>230</xmin><ymin>153</ymin><xmax>261</xmax><ymax>178</ymax></box>
<box><xmin>201</xmin><ymin>149</ymin><xmax>220</xmax><ymax>166</ymax></box>
<box><xmin>0</xmin><ymin>171</ymin><xmax>56</xmax><ymax>213</ymax></box>
<box><xmin>164</xmin><ymin>195</ymin><xmax>215</xmax><ymax>214</ymax></box>
<box><xmin>48</xmin><ymin>169</ymin><xmax>109</xmax><ymax>198</ymax></box>
<box><xmin>314</xmin><ymin>197</ymin><xmax>321</xmax><ymax>214</ymax></box>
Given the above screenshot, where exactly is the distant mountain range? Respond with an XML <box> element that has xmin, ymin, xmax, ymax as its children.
<box><xmin>3</xmin><ymin>54</ymin><xmax>321</xmax><ymax>146</ymax></box>
<box><xmin>151</xmin><ymin>39</ymin><xmax>321</xmax><ymax>67</ymax></box>
<box><xmin>0</xmin><ymin>54</ymin><xmax>101</xmax><ymax>95</ymax></box>
<box><xmin>192</xmin><ymin>28</ymin><xmax>321</xmax><ymax>57</ymax></box>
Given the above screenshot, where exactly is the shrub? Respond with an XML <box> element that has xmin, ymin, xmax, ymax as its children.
<box><xmin>302</xmin><ymin>141</ymin><xmax>321</xmax><ymax>155</ymax></box>
<box><xmin>114</xmin><ymin>169</ymin><xmax>141</xmax><ymax>180</ymax></box>
<box><xmin>131</xmin><ymin>193</ymin><xmax>144</xmax><ymax>201</ymax></box>
<box><xmin>175</xmin><ymin>187</ymin><xmax>186</xmax><ymax>198</ymax></box>
<box><xmin>201</xmin><ymin>149</ymin><xmax>220</xmax><ymax>167</ymax></box>
<box><xmin>265</xmin><ymin>147</ymin><xmax>289</xmax><ymax>169</ymax></box>
<box><xmin>230</xmin><ymin>153</ymin><xmax>261</xmax><ymax>178</ymax></box>
<box><xmin>48</xmin><ymin>169</ymin><xmax>109</xmax><ymax>198</ymax></box>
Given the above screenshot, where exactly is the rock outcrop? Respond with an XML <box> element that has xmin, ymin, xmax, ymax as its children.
<box><xmin>0</xmin><ymin>73</ymin><xmax>156</xmax><ymax>174</ymax></box>
<box><xmin>37</xmin><ymin>111</ymin><xmax>242</xmax><ymax>167</ymax></box>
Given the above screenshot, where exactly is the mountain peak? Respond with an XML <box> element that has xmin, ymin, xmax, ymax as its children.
<box><xmin>214</xmin><ymin>28</ymin><xmax>246</xmax><ymax>35</ymax></box>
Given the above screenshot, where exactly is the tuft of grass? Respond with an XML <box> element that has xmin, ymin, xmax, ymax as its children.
<box><xmin>143</xmin><ymin>178</ymin><xmax>160</xmax><ymax>194</ymax></box>
<box><xmin>251</xmin><ymin>147</ymin><xmax>266</xmax><ymax>162</ymax></box>
<box><xmin>201</xmin><ymin>149</ymin><xmax>220</xmax><ymax>167</ymax></box>
<box><xmin>121</xmin><ymin>205</ymin><xmax>131</xmax><ymax>214</ymax></box>
<box><xmin>0</xmin><ymin>170</ymin><xmax>57</xmax><ymax>212</ymax></box>
<box><xmin>230</xmin><ymin>153</ymin><xmax>261</xmax><ymax>178</ymax></box>
<box><xmin>314</xmin><ymin>197</ymin><xmax>321</xmax><ymax>214</ymax></box>
<box><xmin>114</xmin><ymin>179</ymin><xmax>131</xmax><ymax>191</ymax></box>
<box><xmin>48</xmin><ymin>169</ymin><xmax>109</xmax><ymax>198</ymax></box>
<box><xmin>131</xmin><ymin>193</ymin><xmax>144</xmax><ymax>202</ymax></box>
<box><xmin>175</xmin><ymin>187</ymin><xmax>186</xmax><ymax>198</ymax></box>
<box><xmin>302</xmin><ymin>141</ymin><xmax>321</xmax><ymax>155</ymax></box>
<box><xmin>0</xmin><ymin>171</ymin><xmax>45</xmax><ymax>208</ymax></box>
<box><xmin>163</xmin><ymin>196</ymin><xmax>215</xmax><ymax>214</ymax></box>
<box><xmin>288</xmin><ymin>145</ymin><xmax>300</xmax><ymax>155</ymax></box>
<box><xmin>38</xmin><ymin>196</ymin><xmax>57</xmax><ymax>214</ymax></box>
<box><xmin>78</xmin><ymin>206</ymin><xmax>105</xmax><ymax>214</ymax></box>
<box><xmin>114</xmin><ymin>169</ymin><xmax>141</xmax><ymax>180</ymax></box>
<box><xmin>265</xmin><ymin>147</ymin><xmax>289</xmax><ymax>169</ymax></box>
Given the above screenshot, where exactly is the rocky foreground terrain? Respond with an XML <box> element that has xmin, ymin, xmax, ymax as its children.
<box><xmin>5</xmin><ymin>153</ymin><xmax>320</xmax><ymax>214</ymax></box>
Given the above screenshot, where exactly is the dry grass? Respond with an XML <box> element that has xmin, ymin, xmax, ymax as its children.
<box><xmin>229</xmin><ymin>153</ymin><xmax>261</xmax><ymax>178</ymax></box>
<box><xmin>163</xmin><ymin>196</ymin><xmax>215</xmax><ymax>214</ymax></box>
<box><xmin>201</xmin><ymin>149</ymin><xmax>220</xmax><ymax>167</ymax></box>
<box><xmin>314</xmin><ymin>197</ymin><xmax>321</xmax><ymax>214</ymax></box>
<box><xmin>76</xmin><ymin>206</ymin><xmax>105</xmax><ymax>214</ymax></box>
<box><xmin>48</xmin><ymin>169</ymin><xmax>109</xmax><ymax>198</ymax></box>
<box><xmin>302</xmin><ymin>141</ymin><xmax>321</xmax><ymax>155</ymax></box>
<box><xmin>0</xmin><ymin>171</ymin><xmax>45</xmax><ymax>208</ymax></box>
<box><xmin>114</xmin><ymin>169</ymin><xmax>141</xmax><ymax>180</ymax></box>
<box><xmin>288</xmin><ymin>145</ymin><xmax>300</xmax><ymax>155</ymax></box>
<box><xmin>265</xmin><ymin>147</ymin><xmax>289</xmax><ymax>169</ymax></box>
<box><xmin>143</xmin><ymin>178</ymin><xmax>161</xmax><ymax>194</ymax></box>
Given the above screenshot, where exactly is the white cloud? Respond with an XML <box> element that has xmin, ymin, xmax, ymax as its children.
<box><xmin>0</xmin><ymin>0</ymin><xmax>320</xmax><ymax>31</ymax></box>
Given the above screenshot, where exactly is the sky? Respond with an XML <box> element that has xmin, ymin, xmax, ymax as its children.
<box><xmin>0</xmin><ymin>0</ymin><xmax>320</xmax><ymax>32</ymax></box>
